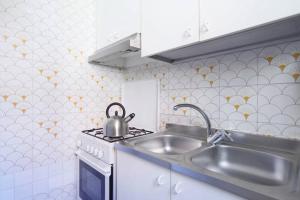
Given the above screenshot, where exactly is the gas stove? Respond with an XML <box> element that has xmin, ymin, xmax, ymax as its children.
<box><xmin>77</xmin><ymin>127</ymin><xmax>154</xmax><ymax>164</ymax></box>
<box><xmin>76</xmin><ymin>127</ymin><xmax>154</xmax><ymax>200</ymax></box>
<box><xmin>81</xmin><ymin>127</ymin><xmax>154</xmax><ymax>143</ymax></box>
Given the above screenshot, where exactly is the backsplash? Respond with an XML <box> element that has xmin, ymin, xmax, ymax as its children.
<box><xmin>0</xmin><ymin>0</ymin><xmax>122</xmax><ymax>199</ymax></box>
<box><xmin>124</xmin><ymin>40</ymin><xmax>300</xmax><ymax>140</ymax></box>
<box><xmin>1</xmin><ymin>1</ymin><xmax>300</xmax><ymax>199</ymax></box>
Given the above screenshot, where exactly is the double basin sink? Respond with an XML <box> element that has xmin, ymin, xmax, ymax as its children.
<box><xmin>123</xmin><ymin>129</ymin><xmax>300</xmax><ymax>199</ymax></box>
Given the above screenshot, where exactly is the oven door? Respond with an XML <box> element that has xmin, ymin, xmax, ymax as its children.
<box><xmin>76</xmin><ymin>150</ymin><xmax>112</xmax><ymax>200</ymax></box>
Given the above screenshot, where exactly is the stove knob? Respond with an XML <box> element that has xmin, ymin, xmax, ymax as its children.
<box><xmin>77</xmin><ymin>140</ymin><xmax>82</xmax><ymax>147</ymax></box>
<box><xmin>90</xmin><ymin>146</ymin><xmax>94</xmax><ymax>153</ymax></box>
<box><xmin>94</xmin><ymin>148</ymin><xmax>98</xmax><ymax>156</ymax></box>
<box><xmin>98</xmin><ymin>150</ymin><xmax>104</xmax><ymax>158</ymax></box>
<box><xmin>86</xmin><ymin>145</ymin><xmax>90</xmax><ymax>152</ymax></box>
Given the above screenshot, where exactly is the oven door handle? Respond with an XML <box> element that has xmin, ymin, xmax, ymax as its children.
<box><xmin>75</xmin><ymin>150</ymin><xmax>111</xmax><ymax>176</ymax></box>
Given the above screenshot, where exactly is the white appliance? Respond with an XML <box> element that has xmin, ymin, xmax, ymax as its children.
<box><xmin>76</xmin><ymin>127</ymin><xmax>153</xmax><ymax>200</ymax></box>
<box><xmin>88</xmin><ymin>33</ymin><xmax>140</xmax><ymax>68</ymax></box>
<box><xmin>89</xmin><ymin>33</ymin><xmax>159</xmax><ymax>68</ymax></box>
<box><xmin>75</xmin><ymin>132</ymin><xmax>114</xmax><ymax>200</ymax></box>
<box><xmin>122</xmin><ymin>79</ymin><xmax>159</xmax><ymax>132</ymax></box>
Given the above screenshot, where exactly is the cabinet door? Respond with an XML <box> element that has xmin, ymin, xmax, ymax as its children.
<box><xmin>116</xmin><ymin>150</ymin><xmax>170</xmax><ymax>200</ymax></box>
<box><xmin>199</xmin><ymin>0</ymin><xmax>300</xmax><ymax>41</ymax></box>
<box><xmin>96</xmin><ymin>0</ymin><xmax>140</xmax><ymax>48</ymax></box>
<box><xmin>141</xmin><ymin>0</ymin><xmax>199</xmax><ymax>57</ymax></box>
<box><xmin>171</xmin><ymin>171</ymin><xmax>245</xmax><ymax>200</ymax></box>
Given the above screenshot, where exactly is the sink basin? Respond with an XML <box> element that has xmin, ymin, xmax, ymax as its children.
<box><xmin>133</xmin><ymin>135</ymin><xmax>202</xmax><ymax>155</ymax></box>
<box><xmin>189</xmin><ymin>145</ymin><xmax>293</xmax><ymax>186</ymax></box>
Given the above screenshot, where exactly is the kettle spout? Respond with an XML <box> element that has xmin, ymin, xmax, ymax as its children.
<box><xmin>124</xmin><ymin>113</ymin><xmax>135</xmax><ymax>123</ymax></box>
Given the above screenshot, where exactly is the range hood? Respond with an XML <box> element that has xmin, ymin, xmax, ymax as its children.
<box><xmin>150</xmin><ymin>14</ymin><xmax>300</xmax><ymax>64</ymax></box>
<box><xmin>89</xmin><ymin>33</ymin><xmax>151</xmax><ymax>68</ymax></box>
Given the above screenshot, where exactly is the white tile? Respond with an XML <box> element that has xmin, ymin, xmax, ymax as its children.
<box><xmin>33</xmin><ymin>166</ymin><xmax>48</xmax><ymax>181</ymax></box>
<box><xmin>14</xmin><ymin>184</ymin><xmax>32</xmax><ymax>200</ymax></box>
<box><xmin>0</xmin><ymin>188</ymin><xmax>14</xmax><ymax>200</ymax></box>
<box><xmin>63</xmin><ymin>171</ymin><xmax>75</xmax><ymax>185</ymax></box>
<box><xmin>33</xmin><ymin>179</ymin><xmax>49</xmax><ymax>195</ymax></box>
<box><xmin>0</xmin><ymin>174</ymin><xmax>14</xmax><ymax>190</ymax></box>
<box><xmin>258</xmin><ymin>84</ymin><xmax>300</xmax><ymax>125</ymax></box>
<box><xmin>48</xmin><ymin>174</ymin><xmax>64</xmax><ymax>190</ymax></box>
<box><xmin>14</xmin><ymin>169</ymin><xmax>33</xmax><ymax>187</ymax></box>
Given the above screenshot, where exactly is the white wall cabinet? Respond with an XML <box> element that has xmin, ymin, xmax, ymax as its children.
<box><xmin>96</xmin><ymin>0</ymin><xmax>140</xmax><ymax>49</ymax></box>
<box><xmin>116</xmin><ymin>150</ymin><xmax>246</xmax><ymax>200</ymax></box>
<box><xmin>140</xmin><ymin>0</ymin><xmax>300</xmax><ymax>57</ymax></box>
<box><xmin>199</xmin><ymin>0</ymin><xmax>300</xmax><ymax>41</ymax></box>
<box><xmin>171</xmin><ymin>171</ymin><xmax>245</xmax><ymax>200</ymax></box>
<box><xmin>141</xmin><ymin>0</ymin><xmax>200</xmax><ymax>57</ymax></box>
<box><xmin>116</xmin><ymin>150</ymin><xmax>170</xmax><ymax>200</ymax></box>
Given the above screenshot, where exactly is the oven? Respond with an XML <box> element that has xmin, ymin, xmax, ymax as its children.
<box><xmin>76</xmin><ymin>150</ymin><xmax>113</xmax><ymax>200</ymax></box>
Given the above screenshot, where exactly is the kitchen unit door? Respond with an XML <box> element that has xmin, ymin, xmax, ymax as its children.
<box><xmin>141</xmin><ymin>0</ymin><xmax>199</xmax><ymax>57</ymax></box>
<box><xmin>116</xmin><ymin>150</ymin><xmax>170</xmax><ymax>200</ymax></box>
<box><xmin>171</xmin><ymin>171</ymin><xmax>245</xmax><ymax>200</ymax></box>
<box><xmin>96</xmin><ymin>0</ymin><xmax>140</xmax><ymax>49</ymax></box>
<box><xmin>199</xmin><ymin>0</ymin><xmax>300</xmax><ymax>41</ymax></box>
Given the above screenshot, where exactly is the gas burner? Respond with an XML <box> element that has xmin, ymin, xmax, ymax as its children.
<box><xmin>82</xmin><ymin>127</ymin><xmax>154</xmax><ymax>143</ymax></box>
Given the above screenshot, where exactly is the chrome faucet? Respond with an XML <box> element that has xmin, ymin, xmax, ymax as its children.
<box><xmin>173</xmin><ymin>103</ymin><xmax>213</xmax><ymax>140</ymax></box>
<box><xmin>173</xmin><ymin>103</ymin><xmax>233</xmax><ymax>145</ymax></box>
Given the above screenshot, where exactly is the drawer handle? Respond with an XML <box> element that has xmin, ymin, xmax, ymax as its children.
<box><xmin>156</xmin><ymin>175</ymin><xmax>165</xmax><ymax>186</ymax></box>
<box><xmin>173</xmin><ymin>182</ymin><xmax>182</xmax><ymax>195</ymax></box>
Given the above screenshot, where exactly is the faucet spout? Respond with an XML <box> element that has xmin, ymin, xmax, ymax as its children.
<box><xmin>173</xmin><ymin>104</ymin><xmax>213</xmax><ymax>141</ymax></box>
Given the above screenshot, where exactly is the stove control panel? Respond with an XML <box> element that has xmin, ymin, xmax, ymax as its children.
<box><xmin>77</xmin><ymin>134</ymin><xmax>115</xmax><ymax>164</ymax></box>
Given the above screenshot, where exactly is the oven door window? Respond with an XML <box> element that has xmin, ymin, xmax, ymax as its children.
<box><xmin>79</xmin><ymin>160</ymin><xmax>106</xmax><ymax>200</ymax></box>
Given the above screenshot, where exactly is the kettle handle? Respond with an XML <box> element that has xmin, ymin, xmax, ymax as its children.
<box><xmin>106</xmin><ymin>102</ymin><xmax>126</xmax><ymax>118</ymax></box>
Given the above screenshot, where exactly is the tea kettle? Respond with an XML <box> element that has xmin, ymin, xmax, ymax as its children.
<box><xmin>103</xmin><ymin>102</ymin><xmax>135</xmax><ymax>138</ymax></box>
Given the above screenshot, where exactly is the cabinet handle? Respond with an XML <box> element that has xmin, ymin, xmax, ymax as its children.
<box><xmin>173</xmin><ymin>182</ymin><xmax>182</xmax><ymax>195</ymax></box>
<box><xmin>200</xmin><ymin>23</ymin><xmax>208</xmax><ymax>33</ymax></box>
<box><xmin>183</xmin><ymin>28</ymin><xmax>192</xmax><ymax>39</ymax></box>
<box><xmin>156</xmin><ymin>175</ymin><xmax>165</xmax><ymax>186</ymax></box>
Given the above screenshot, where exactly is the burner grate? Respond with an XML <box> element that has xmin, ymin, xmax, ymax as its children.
<box><xmin>82</xmin><ymin>127</ymin><xmax>154</xmax><ymax>142</ymax></box>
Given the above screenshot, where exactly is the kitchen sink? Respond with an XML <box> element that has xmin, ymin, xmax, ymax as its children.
<box><xmin>188</xmin><ymin>145</ymin><xmax>293</xmax><ymax>186</ymax></box>
<box><xmin>132</xmin><ymin>134</ymin><xmax>203</xmax><ymax>155</ymax></box>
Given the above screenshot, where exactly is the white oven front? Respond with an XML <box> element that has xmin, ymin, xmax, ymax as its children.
<box><xmin>76</xmin><ymin>150</ymin><xmax>112</xmax><ymax>200</ymax></box>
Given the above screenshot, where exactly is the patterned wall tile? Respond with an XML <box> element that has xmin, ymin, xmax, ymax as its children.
<box><xmin>168</xmin><ymin>89</ymin><xmax>191</xmax><ymax>116</ymax></box>
<box><xmin>258</xmin><ymin>123</ymin><xmax>300</xmax><ymax>139</ymax></box>
<box><xmin>258</xmin><ymin>83</ymin><xmax>300</xmax><ymax>125</ymax></box>
<box><xmin>0</xmin><ymin>115</ymin><xmax>32</xmax><ymax>175</ymax></box>
<box><xmin>190</xmin><ymin>57</ymin><xmax>219</xmax><ymax>88</ymax></box>
<box><xmin>160</xmin><ymin>89</ymin><xmax>169</xmax><ymax>115</ymax></box>
<box><xmin>219</xmin><ymin>51</ymin><xmax>257</xmax><ymax>86</ymax></box>
<box><xmin>220</xmin><ymin>86</ymin><xmax>257</xmax><ymax>122</ymax></box>
<box><xmin>190</xmin><ymin>87</ymin><xmax>220</xmax><ymax>119</ymax></box>
<box><xmin>125</xmin><ymin>40</ymin><xmax>300</xmax><ymax>139</ymax></box>
<box><xmin>167</xmin><ymin>63</ymin><xmax>191</xmax><ymax>89</ymax></box>
<box><xmin>0</xmin><ymin>0</ymin><xmax>123</xmax><ymax>199</ymax></box>
<box><xmin>167</xmin><ymin>114</ymin><xmax>190</xmax><ymax>126</ymax></box>
<box><xmin>159</xmin><ymin>114</ymin><xmax>169</xmax><ymax>130</ymax></box>
<box><xmin>258</xmin><ymin>44</ymin><xmax>300</xmax><ymax>84</ymax></box>
<box><xmin>219</xmin><ymin>119</ymin><xmax>257</xmax><ymax>134</ymax></box>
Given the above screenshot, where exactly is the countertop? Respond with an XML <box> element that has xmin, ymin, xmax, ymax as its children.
<box><xmin>115</xmin><ymin>125</ymin><xmax>300</xmax><ymax>200</ymax></box>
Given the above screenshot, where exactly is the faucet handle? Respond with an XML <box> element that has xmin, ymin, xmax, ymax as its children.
<box><xmin>208</xmin><ymin>129</ymin><xmax>233</xmax><ymax>145</ymax></box>
<box><xmin>222</xmin><ymin>130</ymin><xmax>233</xmax><ymax>142</ymax></box>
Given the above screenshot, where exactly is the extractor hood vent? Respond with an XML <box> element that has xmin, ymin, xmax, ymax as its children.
<box><xmin>89</xmin><ymin>33</ymin><xmax>152</xmax><ymax>68</ymax></box>
<box><xmin>150</xmin><ymin>14</ymin><xmax>300</xmax><ymax>64</ymax></box>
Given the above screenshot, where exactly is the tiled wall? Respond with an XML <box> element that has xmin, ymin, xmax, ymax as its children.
<box><xmin>124</xmin><ymin>40</ymin><xmax>300</xmax><ymax>140</ymax></box>
<box><xmin>0</xmin><ymin>0</ymin><xmax>122</xmax><ymax>199</ymax></box>
<box><xmin>1</xmin><ymin>0</ymin><xmax>300</xmax><ymax>199</ymax></box>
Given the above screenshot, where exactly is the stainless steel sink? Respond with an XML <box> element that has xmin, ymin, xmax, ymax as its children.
<box><xmin>189</xmin><ymin>145</ymin><xmax>293</xmax><ymax>186</ymax></box>
<box><xmin>132</xmin><ymin>134</ymin><xmax>203</xmax><ymax>155</ymax></box>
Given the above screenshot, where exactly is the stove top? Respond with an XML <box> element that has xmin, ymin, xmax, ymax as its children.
<box><xmin>82</xmin><ymin>127</ymin><xmax>154</xmax><ymax>143</ymax></box>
